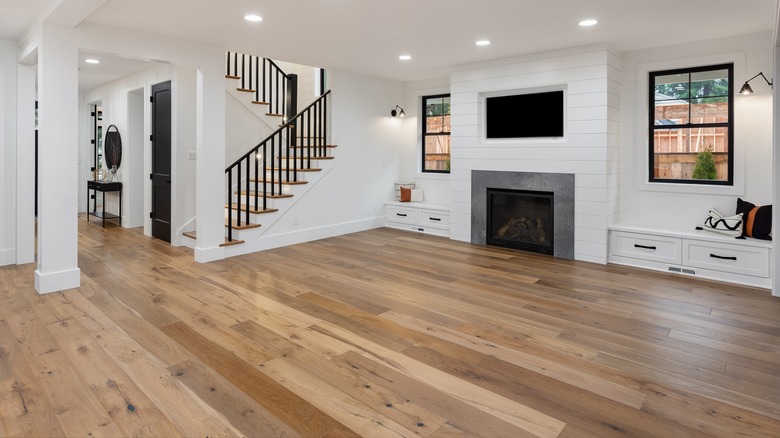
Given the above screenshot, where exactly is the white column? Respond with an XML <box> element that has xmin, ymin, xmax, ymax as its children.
<box><xmin>194</xmin><ymin>54</ymin><xmax>226</xmax><ymax>262</ymax></box>
<box><xmin>16</xmin><ymin>63</ymin><xmax>36</xmax><ymax>264</ymax></box>
<box><xmin>35</xmin><ymin>24</ymin><xmax>80</xmax><ymax>293</ymax></box>
<box><xmin>0</xmin><ymin>40</ymin><xmax>16</xmax><ymax>266</ymax></box>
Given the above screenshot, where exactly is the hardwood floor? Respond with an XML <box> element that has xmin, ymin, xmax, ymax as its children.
<box><xmin>1</xmin><ymin>215</ymin><xmax>779</xmax><ymax>437</ymax></box>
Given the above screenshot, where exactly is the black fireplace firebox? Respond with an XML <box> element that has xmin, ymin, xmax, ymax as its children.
<box><xmin>486</xmin><ymin>188</ymin><xmax>554</xmax><ymax>255</ymax></box>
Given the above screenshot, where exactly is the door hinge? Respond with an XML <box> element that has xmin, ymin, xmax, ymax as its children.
<box><xmin>91</xmin><ymin>139</ymin><xmax>95</xmax><ymax>144</ymax></box>
<box><xmin>149</xmin><ymin>135</ymin><xmax>153</xmax><ymax>141</ymax></box>
<box><xmin>91</xmin><ymin>111</ymin><xmax>96</xmax><ymax>117</ymax></box>
<box><xmin>149</xmin><ymin>212</ymin><xmax>153</xmax><ymax>218</ymax></box>
<box><xmin>150</xmin><ymin>173</ymin><xmax>153</xmax><ymax>180</ymax></box>
<box><xmin>150</xmin><ymin>96</ymin><xmax>154</xmax><ymax>103</ymax></box>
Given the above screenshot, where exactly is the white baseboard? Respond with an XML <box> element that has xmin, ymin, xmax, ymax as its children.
<box><xmin>0</xmin><ymin>248</ymin><xmax>15</xmax><ymax>266</ymax></box>
<box><xmin>34</xmin><ymin>267</ymin><xmax>81</xmax><ymax>294</ymax></box>
<box><xmin>226</xmin><ymin>217</ymin><xmax>384</xmax><ymax>257</ymax></box>
<box><xmin>195</xmin><ymin>245</ymin><xmax>226</xmax><ymax>263</ymax></box>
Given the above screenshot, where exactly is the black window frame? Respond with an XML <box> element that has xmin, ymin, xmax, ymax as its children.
<box><xmin>421</xmin><ymin>93</ymin><xmax>451</xmax><ymax>174</ymax></box>
<box><xmin>648</xmin><ymin>63</ymin><xmax>734</xmax><ymax>185</ymax></box>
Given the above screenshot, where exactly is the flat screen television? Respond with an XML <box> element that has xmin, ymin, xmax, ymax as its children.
<box><xmin>485</xmin><ymin>90</ymin><xmax>564</xmax><ymax>139</ymax></box>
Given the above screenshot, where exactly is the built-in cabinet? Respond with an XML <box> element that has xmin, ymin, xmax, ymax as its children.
<box><xmin>385</xmin><ymin>202</ymin><xmax>449</xmax><ymax>237</ymax></box>
<box><xmin>609</xmin><ymin>225</ymin><xmax>772</xmax><ymax>289</ymax></box>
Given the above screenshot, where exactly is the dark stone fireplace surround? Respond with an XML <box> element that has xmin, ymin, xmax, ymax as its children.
<box><xmin>471</xmin><ymin>171</ymin><xmax>575</xmax><ymax>259</ymax></box>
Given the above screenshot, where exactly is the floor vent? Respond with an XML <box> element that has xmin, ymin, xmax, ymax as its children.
<box><xmin>668</xmin><ymin>266</ymin><xmax>696</xmax><ymax>275</ymax></box>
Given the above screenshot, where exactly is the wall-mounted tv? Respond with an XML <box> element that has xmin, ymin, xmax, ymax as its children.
<box><xmin>485</xmin><ymin>90</ymin><xmax>564</xmax><ymax>139</ymax></box>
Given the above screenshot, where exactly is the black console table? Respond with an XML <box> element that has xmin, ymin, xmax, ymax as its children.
<box><xmin>87</xmin><ymin>180</ymin><xmax>122</xmax><ymax>228</ymax></box>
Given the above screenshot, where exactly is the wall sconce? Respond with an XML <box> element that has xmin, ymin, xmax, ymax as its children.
<box><xmin>391</xmin><ymin>105</ymin><xmax>405</xmax><ymax>117</ymax></box>
<box><xmin>739</xmin><ymin>72</ymin><xmax>773</xmax><ymax>94</ymax></box>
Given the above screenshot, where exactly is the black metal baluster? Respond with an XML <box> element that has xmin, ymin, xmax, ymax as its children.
<box><xmin>227</xmin><ymin>169</ymin><xmax>233</xmax><ymax>241</ymax></box>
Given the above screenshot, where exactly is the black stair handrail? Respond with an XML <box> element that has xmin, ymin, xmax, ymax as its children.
<box><xmin>225</xmin><ymin>90</ymin><xmax>331</xmax><ymax>242</ymax></box>
<box><xmin>226</xmin><ymin>51</ymin><xmax>292</xmax><ymax>119</ymax></box>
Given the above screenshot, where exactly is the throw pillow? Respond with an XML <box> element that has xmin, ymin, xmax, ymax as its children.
<box><xmin>394</xmin><ymin>182</ymin><xmax>415</xmax><ymax>201</ymax></box>
<box><xmin>736</xmin><ymin>198</ymin><xmax>772</xmax><ymax>240</ymax></box>
<box><xmin>400</xmin><ymin>187</ymin><xmax>412</xmax><ymax>202</ymax></box>
<box><xmin>411</xmin><ymin>188</ymin><xmax>424</xmax><ymax>202</ymax></box>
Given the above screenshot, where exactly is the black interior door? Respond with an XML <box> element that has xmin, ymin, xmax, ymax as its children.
<box><xmin>151</xmin><ymin>81</ymin><xmax>172</xmax><ymax>242</ymax></box>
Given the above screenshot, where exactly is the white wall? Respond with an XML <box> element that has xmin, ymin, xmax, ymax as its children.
<box><xmin>399</xmin><ymin>76</ymin><xmax>451</xmax><ymax>206</ymax></box>
<box><xmin>260</xmin><ymin>69</ymin><xmax>404</xmax><ymax>238</ymax></box>
<box><xmin>618</xmin><ymin>32</ymin><xmax>773</xmax><ymax>229</ymax></box>
<box><xmin>0</xmin><ymin>39</ymin><xmax>17</xmax><ymax>266</ymax></box>
<box><xmin>448</xmin><ymin>46</ymin><xmax>621</xmax><ymax>264</ymax></box>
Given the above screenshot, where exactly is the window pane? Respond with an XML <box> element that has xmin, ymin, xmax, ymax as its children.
<box><xmin>654</xmin><ymin>73</ymin><xmax>689</xmax><ymax>99</ymax></box>
<box><xmin>424</xmin><ymin>135</ymin><xmax>450</xmax><ymax>171</ymax></box>
<box><xmin>690</xmin><ymin>69</ymin><xmax>729</xmax><ymax>98</ymax></box>
<box><xmin>653</xmin><ymin>127</ymin><xmax>729</xmax><ymax>181</ymax></box>
<box><xmin>655</xmin><ymin>101</ymin><xmax>688</xmax><ymax>126</ymax></box>
<box><xmin>690</xmin><ymin>98</ymin><xmax>728</xmax><ymax>122</ymax></box>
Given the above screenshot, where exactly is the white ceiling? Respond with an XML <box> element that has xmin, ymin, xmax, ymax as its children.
<box><xmin>2</xmin><ymin>0</ymin><xmax>778</xmax><ymax>86</ymax></box>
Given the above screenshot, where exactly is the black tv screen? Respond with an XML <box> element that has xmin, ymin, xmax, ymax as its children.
<box><xmin>486</xmin><ymin>90</ymin><xmax>564</xmax><ymax>139</ymax></box>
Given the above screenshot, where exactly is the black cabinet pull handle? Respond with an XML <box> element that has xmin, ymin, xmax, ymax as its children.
<box><xmin>634</xmin><ymin>244</ymin><xmax>656</xmax><ymax>250</ymax></box>
<box><xmin>396</xmin><ymin>213</ymin><xmax>407</xmax><ymax>217</ymax></box>
<box><xmin>710</xmin><ymin>253</ymin><xmax>737</xmax><ymax>261</ymax></box>
<box><xmin>429</xmin><ymin>217</ymin><xmax>441</xmax><ymax>221</ymax></box>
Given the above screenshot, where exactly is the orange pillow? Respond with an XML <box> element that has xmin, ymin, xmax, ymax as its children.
<box><xmin>400</xmin><ymin>187</ymin><xmax>411</xmax><ymax>202</ymax></box>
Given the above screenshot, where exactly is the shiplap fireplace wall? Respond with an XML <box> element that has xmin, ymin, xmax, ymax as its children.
<box><xmin>448</xmin><ymin>45</ymin><xmax>621</xmax><ymax>264</ymax></box>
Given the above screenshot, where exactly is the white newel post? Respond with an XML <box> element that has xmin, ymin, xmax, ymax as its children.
<box><xmin>35</xmin><ymin>24</ymin><xmax>81</xmax><ymax>293</ymax></box>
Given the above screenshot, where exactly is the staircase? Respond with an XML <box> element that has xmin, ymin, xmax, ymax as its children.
<box><xmin>185</xmin><ymin>52</ymin><xmax>335</xmax><ymax>251</ymax></box>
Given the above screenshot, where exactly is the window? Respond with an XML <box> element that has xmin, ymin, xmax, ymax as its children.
<box><xmin>649</xmin><ymin>63</ymin><xmax>733</xmax><ymax>185</ymax></box>
<box><xmin>422</xmin><ymin>94</ymin><xmax>451</xmax><ymax>173</ymax></box>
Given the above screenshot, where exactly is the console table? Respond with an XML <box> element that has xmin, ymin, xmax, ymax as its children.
<box><xmin>87</xmin><ymin>180</ymin><xmax>122</xmax><ymax>228</ymax></box>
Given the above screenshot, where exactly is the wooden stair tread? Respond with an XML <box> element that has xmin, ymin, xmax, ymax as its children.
<box><xmin>266</xmin><ymin>113</ymin><xmax>284</xmax><ymax>117</ymax></box>
<box><xmin>290</xmin><ymin>144</ymin><xmax>336</xmax><ymax>148</ymax></box>
<box><xmin>252</xmin><ymin>101</ymin><xmax>270</xmax><ymax>105</ymax></box>
<box><xmin>183</xmin><ymin>231</ymin><xmax>245</xmax><ymax>246</ymax></box>
<box><xmin>226</xmin><ymin>220</ymin><xmax>261</xmax><ymax>230</ymax></box>
<box><xmin>235</xmin><ymin>191</ymin><xmax>294</xmax><ymax>199</ymax></box>
<box><xmin>225</xmin><ymin>204</ymin><xmax>279</xmax><ymax>214</ymax></box>
<box><xmin>249</xmin><ymin>179</ymin><xmax>309</xmax><ymax>185</ymax></box>
<box><xmin>269</xmin><ymin>168</ymin><xmax>321</xmax><ymax>172</ymax></box>
<box><xmin>225</xmin><ymin>75</ymin><xmax>240</xmax><ymax>79</ymax></box>
<box><xmin>280</xmin><ymin>156</ymin><xmax>334</xmax><ymax>160</ymax></box>
<box><xmin>237</xmin><ymin>88</ymin><xmax>256</xmax><ymax>93</ymax></box>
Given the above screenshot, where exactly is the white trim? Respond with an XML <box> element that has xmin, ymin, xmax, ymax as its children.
<box><xmin>0</xmin><ymin>248</ymin><xmax>14</xmax><ymax>265</ymax></box>
<box><xmin>226</xmin><ymin>217</ymin><xmax>384</xmax><ymax>257</ymax></box>
<box><xmin>635</xmin><ymin>52</ymin><xmax>746</xmax><ymax>196</ymax></box>
<box><xmin>195</xmin><ymin>245</ymin><xmax>225</xmax><ymax>263</ymax></box>
<box><xmin>34</xmin><ymin>267</ymin><xmax>80</xmax><ymax>294</ymax></box>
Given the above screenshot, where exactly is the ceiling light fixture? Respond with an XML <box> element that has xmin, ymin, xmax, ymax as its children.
<box><xmin>476</xmin><ymin>40</ymin><xmax>491</xmax><ymax>46</ymax></box>
<box><xmin>579</xmin><ymin>19</ymin><xmax>598</xmax><ymax>27</ymax></box>
<box><xmin>85</xmin><ymin>59</ymin><xmax>100</xmax><ymax>64</ymax></box>
<box><xmin>244</xmin><ymin>14</ymin><xmax>263</xmax><ymax>22</ymax></box>
<box><xmin>398</xmin><ymin>55</ymin><xmax>412</xmax><ymax>61</ymax></box>
<box><xmin>739</xmin><ymin>72</ymin><xmax>773</xmax><ymax>94</ymax></box>
<box><xmin>391</xmin><ymin>105</ymin><xmax>405</xmax><ymax>117</ymax></box>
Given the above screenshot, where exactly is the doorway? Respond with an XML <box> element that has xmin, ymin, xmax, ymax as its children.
<box><xmin>151</xmin><ymin>81</ymin><xmax>172</xmax><ymax>242</ymax></box>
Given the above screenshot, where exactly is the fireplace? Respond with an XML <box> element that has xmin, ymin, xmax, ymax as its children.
<box><xmin>472</xmin><ymin>171</ymin><xmax>574</xmax><ymax>260</ymax></box>
<box><xmin>487</xmin><ymin>188</ymin><xmax>554</xmax><ymax>255</ymax></box>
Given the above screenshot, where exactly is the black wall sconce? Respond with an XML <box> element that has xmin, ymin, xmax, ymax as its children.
<box><xmin>391</xmin><ymin>105</ymin><xmax>405</xmax><ymax>117</ymax></box>
<box><xmin>739</xmin><ymin>72</ymin><xmax>773</xmax><ymax>94</ymax></box>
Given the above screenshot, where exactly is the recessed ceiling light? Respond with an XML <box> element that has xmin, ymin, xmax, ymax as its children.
<box><xmin>398</xmin><ymin>55</ymin><xmax>412</xmax><ymax>61</ymax></box>
<box><xmin>476</xmin><ymin>40</ymin><xmax>491</xmax><ymax>46</ymax></box>
<box><xmin>85</xmin><ymin>59</ymin><xmax>100</xmax><ymax>64</ymax></box>
<box><xmin>579</xmin><ymin>19</ymin><xmax>598</xmax><ymax>27</ymax></box>
<box><xmin>244</xmin><ymin>14</ymin><xmax>263</xmax><ymax>22</ymax></box>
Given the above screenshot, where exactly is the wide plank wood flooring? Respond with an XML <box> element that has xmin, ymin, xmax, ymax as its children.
<box><xmin>1</xmin><ymin>215</ymin><xmax>779</xmax><ymax>437</ymax></box>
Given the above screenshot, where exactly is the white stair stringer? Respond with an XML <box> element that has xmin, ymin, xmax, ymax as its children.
<box><xmin>224</xmin><ymin>159</ymin><xmax>335</xmax><ymax>258</ymax></box>
<box><xmin>225</xmin><ymin>80</ymin><xmax>280</xmax><ymax>131</ymax></box>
